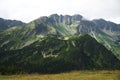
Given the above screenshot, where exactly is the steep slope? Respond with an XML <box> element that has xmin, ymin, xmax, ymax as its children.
<box><xmin>0</xmin><ymin>34</ymin><xmax>120</xmax><ymax>74</ymax></box>
<box><xmin>0</xmin><ymin>18</ymin><xmax>25</xmax><ymax>31</ymax></box>
<box><xmin>92</xmin><ymin>19</ymin><xmax>120</xmax><ymax>57</ymax></box>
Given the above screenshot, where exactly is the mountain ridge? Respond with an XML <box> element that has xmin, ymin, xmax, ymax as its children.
<box><xmin>0</xmin><ymin>18</ymin><xmax>25</xmax><ymax>31</ymax></box>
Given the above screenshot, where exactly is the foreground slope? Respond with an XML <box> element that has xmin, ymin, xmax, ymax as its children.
<box><xmin>0</xmin><ymin>35</ymin><xmax>120</xmax><ymax>74</ymax></box>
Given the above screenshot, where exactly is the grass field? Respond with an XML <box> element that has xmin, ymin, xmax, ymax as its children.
<box><xmin>0</xmin><ymin>70</ymin><xmax>120</xmax><ymax>80</ymax></box>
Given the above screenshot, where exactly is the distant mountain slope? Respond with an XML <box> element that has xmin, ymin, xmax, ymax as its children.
<box><xmin>0</xmin><ymin>18</ymin><xmax>25</xmax><ymax>31</ymax></box>
<box><xmin>0</xmin><ymin>34</ymin><xmax>120</xmax><ymax>74</ymax></box>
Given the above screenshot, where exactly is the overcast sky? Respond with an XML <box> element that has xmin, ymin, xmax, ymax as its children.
<box><xmin>0</xmin><ymin>0</ymin><xmax>120</xmax><ymax>23</ymax></box>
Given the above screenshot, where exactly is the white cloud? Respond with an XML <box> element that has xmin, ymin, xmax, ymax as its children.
<box><xmin>0</xmin><ymin>0</ymin><xmax>120</xmax><ymax>23</ymax></box>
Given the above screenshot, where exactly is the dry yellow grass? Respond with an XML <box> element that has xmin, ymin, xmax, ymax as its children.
<box><xmin>0</xmin><ymin>70</ymin><xmax>120</xmax><ymax>80</ymax></box>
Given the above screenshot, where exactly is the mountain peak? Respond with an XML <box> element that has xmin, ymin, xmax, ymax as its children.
<box><xmin>36</xmin><ymin>14</ymin><xmax>83</xmax><ymax>25</ymax></box>
<box><xmin>49</xmin><ymin>14</ymin><xmax>59</xmax><ymax>17</ymax></box>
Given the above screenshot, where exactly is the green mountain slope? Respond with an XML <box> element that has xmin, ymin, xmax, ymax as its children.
<box><xmin>0</xmin><ymin>34</ymin><xmax>120</xmax><ymax>74</ymax></box>
<box><xmin>0</xmin><ymin>18</ymin><xmax>25</xmax><ymax>31</ymax></box>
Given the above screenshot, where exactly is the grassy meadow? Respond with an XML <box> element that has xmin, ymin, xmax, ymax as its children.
<box><xmin>0</xmin><ymin>70</ymin><xmax>120</xmax><ymax>80</ymax></box>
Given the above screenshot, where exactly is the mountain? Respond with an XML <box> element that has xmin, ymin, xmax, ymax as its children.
<box><xmin>0</xmin><ymin>14</ymin><xmax>120</xmax><ymax>59</ymax></box>
<box><xmin>0</xmin><ymin>18</ymin><xmax>25</xmax><ymax>31</ymax></box>
<box><xmin>0</xmin><ymin>34</ymin><xmax>120</xmax><ymax>74</ymax></box>
<box><xmin>0</xmin><ymin>14</ymin><xmax>120</xmax><ymax>74</ymax></box>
